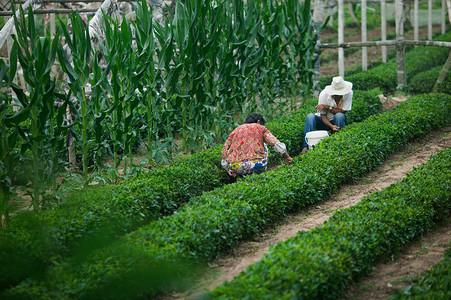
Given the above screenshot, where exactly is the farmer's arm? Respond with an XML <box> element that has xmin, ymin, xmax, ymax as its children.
<box><xmin>315</xmin><ymin>91</ymin><xmax>329</xmax><ymax>112</ymax></box>
<box><xmin>264</xmin><ymin>129</ymin><xmax>293</xmax><ymax>164</ymax></box>
<box><xmin>321</xmin><ymin>114</ymin><xmax>340</xmax><ymax>132</ymax></box>
<box><xmin>333</xmin><ymin>91</ymin><xmax>353</xmax><ymax>114</ymax></box>
<box><xmin>330</xmin><ymin>107</ymin><xmax>347</xmax><ymax>114</ymax></box>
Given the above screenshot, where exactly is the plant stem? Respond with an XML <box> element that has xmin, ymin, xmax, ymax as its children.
<box><xmin>147</xmin><ymin>91</ymin><xmax>154</xmax><ymax>163</ymax></box>
<box><xmin>81</xmin><ymin>89</ymin><xmax>88</xmax><ymax>181</ymax></box>
<box><xmin>182</xmin><ymin>97</ymin><xmax>187</xmax><ymax>153</ymax></box>
<box><xmin>31</xmin><ymin>105</ymin><xmax>40</xmax><ymax>211</ymax></box>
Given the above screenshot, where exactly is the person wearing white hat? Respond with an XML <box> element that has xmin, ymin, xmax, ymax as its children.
<box><xmin>301</xmin><ymin>76</ymin><xmax>353</xmax><ymax>153</ymax></box>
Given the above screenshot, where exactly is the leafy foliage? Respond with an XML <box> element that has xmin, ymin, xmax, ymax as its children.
<box><xmin>0</xmin><ymin>88</ymin><xmax>383</xmax><ymax>292</ymax></box>
<box><xmin>5</xmin><ymin>93</ymin><xmax>446</xmax><ymax>299</ymax></box>
<box><xmin>409</xmin><ymin>65</ymin><xmax>451</xmax><ymax>94</ymax></box>
<box><xmin>212</xmin><ymin>148</ymin><xmax>451</xmax><ymax>299</ymax></box>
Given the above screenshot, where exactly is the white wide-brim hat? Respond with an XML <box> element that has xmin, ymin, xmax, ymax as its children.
<box><xmin>324</xmin><ymin>76</ymin><xmax>352</xmax><ymax>95</ymax></box>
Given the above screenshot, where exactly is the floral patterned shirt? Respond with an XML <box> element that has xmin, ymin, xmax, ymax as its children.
<box><xmin>221</xmin><ymin>123</ymin><xmax>280</xmax><ymax>164</ymax></box>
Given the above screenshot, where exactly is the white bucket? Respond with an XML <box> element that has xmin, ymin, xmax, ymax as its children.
<box><xmin>305</xmin><ymin>130</ymin><xmax>329</xmax><ymax>148</ymax></box>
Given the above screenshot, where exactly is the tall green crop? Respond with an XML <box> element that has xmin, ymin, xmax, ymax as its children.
<box><xmin>2</xmin><ymin>0</ymin><xmax>322</xmax><ymax>182</ymax></box>
<box><xmin>0</xmin><ymin>59</ymin><xmax>18</xmax><ymax>225</ymax></box>
<box><xmin>11</xmin><ymin>5</ymin><xmax>67</xmax><ymax>210</ymax></box>
<box><xmin>58</xmin><ymin>11</ymin><xmax>93</xmax><ymax>180</ymax></box>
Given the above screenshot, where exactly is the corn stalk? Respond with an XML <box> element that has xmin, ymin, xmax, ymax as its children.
<box><xmin>0</xmin><ymin>59</ymin><xmax>18</xmax><ymax>226</ymax></box>
<box><xmin>58</xmin><ymin>11</ymin><xmax>93</xmax><ymax>181</ymax></box>
<box><xmin>8</xmin><ymin>5</ymin><xmax>67</xmax><ymax>210</ymax></box>
<box><xmin>15</xmin><ymin>0</ymin><xmax>321</xmax><ymax>178</ymax></box>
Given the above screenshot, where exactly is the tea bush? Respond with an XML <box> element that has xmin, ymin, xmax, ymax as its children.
<box><xmin>409</xmin><ymin>65</ymin><xmax>451</xmax><ymax>94</ymax></box>
<box><xmin>0</xmin><ymin>89</ymin><xmax>383</xmax><ymax>290</ymax></box>
<box><xmin>211</xmin><ymin>148</ymin><xmax>451</xmax><ymax>299</ymax></box>
<box><xmin>5</xmin><ymin>93</ymin><xmax>447</xmax><ymax>299</ymax></box>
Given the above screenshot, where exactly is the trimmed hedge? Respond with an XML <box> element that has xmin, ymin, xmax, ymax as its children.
<box><xmin>5</xmin><ymin>93</ymin><xmax>448</xmax><ymax>299</ymax></box>
<box><xmin>390</xmin><ymin>241</ymin><xmax>451</xmax><ymax>300</ymax></box>
<box><xmin>0</xmin><ymin>147</ymin><xmax>231</xmax><ymax>290</ymax></box>
<box><xmin>409</xmin><ymin>65</ymin><xmax>451</xmax><ymax>95</ymax></box>
<box><xmin>211</xmin><ymin>148</ymin><xmax>451</xmax><ymax>299</ymax></box>
<box><xmin>0</xmin><ymin>89</ymin><xmax>383</xmax><ymax>291</ymax></box>
<box><xmin>346</xmin><ymin>32</ymin><xmax>451</xmax><ymax>93</ymax></box>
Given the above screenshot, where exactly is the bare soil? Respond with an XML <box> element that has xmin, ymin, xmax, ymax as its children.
<box><xmin>166</xmin><ymin>125</ymin><xmax>451</xmax><ymax>299</ymax></box>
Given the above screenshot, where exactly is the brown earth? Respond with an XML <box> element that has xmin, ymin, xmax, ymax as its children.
<box><xmin>164</xmin><ymin>125</ymin><xmax>451</xmax><ymax>299</ymax></box>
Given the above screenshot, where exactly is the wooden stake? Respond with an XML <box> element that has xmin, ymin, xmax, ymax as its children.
<box><xmin>338</xmin><ymin>0</ymin><xmax>344</xmax><ymax>77</ymax></box>
<box><xmin>381</xmin><ymin>0</ymin><xmax>387</xmax><ymax>62</ymax></box>
<box><xmin>429</xmin><ymin>0</ymin><xmax>433</xmax><ymax>40</ymax></box>
<box><xmin>414</xmin><ymin>0</ymin><xmax>419</xmax><ymax>41</ymax></box>
<box><xmin>396</xmin><ymin>0</ymin><xmax>406</xmax><ymax>88</ymax></box>
<box><xmin>362</xmin><ymin>0</ymin><xmax>367</xmax><ymax>71</ymax></box>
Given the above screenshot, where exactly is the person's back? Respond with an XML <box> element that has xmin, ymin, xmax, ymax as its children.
<box><xmin>221</xmin><ymin>113</ymin><xmax>292</xmax><ymax>177</ymax></box>
<box><xmin>222</xmin><ymin>123</ymin><xmax>274</xmax><ymax>164</ymax></box>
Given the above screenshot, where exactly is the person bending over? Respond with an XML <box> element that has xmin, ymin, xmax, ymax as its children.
<box><xmin>221</xmin><ymin>113</ymin><xmax>293</xmax><ymax>177</ymax></box>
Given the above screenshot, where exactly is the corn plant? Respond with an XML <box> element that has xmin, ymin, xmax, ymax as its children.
<box><xmin>11</xmin><ymin>5</ymin><xmax>68</xmax><ymax>210</ymax></box>
<box><xmin>58</xmin><ymin>11</ymin><xmax>93</xmax><ymax>180</ymax></box>
<box><xmin>88</xmin><ymin>52</ymin><xmax>111</xmax><ymax>171</ymax></box>
<box><xmin>46</xmin><ymin>0</ymin><xmax>321</xmax><ymax>173</ymax></box>
<box><xmin>150</xmin><ymin>0</ymin><xmax>320</xmax><ymax>152</ymax></box>
<box><xmin>0</xmin><ymin>58</ymin><xmax>18</xmax><ymax>225</ymax></box>
<box><xmin>133</xmin><ymin>1</ymin><xmax>171</xmax><ymax>164</ymax></box>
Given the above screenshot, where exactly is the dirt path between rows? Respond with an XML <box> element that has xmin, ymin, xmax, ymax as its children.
<box><xmin>166</xmin><ymin>126</ymin><xmax>450</xmax><ymax>300</ymax></box>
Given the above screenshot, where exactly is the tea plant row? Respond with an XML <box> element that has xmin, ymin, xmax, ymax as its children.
<box><xmin>211</xmin><ymin>148</ymin><xmax>451</xmax><ymax>299</ymax></box>
<box><xmin>4</xmin><ymin>93</ymin><xmax>449</xmax><ymax>299</ymax></box>
<box><xmin>0</xmin><ymin>88</ymin><xmax>383</xmax><ymax>291</ymax></box>
<box><xmin>409</xmin><ymin>65</ymin><xmax>451</xmax><ymax>94</ymax></box>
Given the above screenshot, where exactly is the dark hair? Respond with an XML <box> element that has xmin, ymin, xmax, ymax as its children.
<box><xmin>244</xmin><ymin>113</ymin><xmax>265</xmax><ymax>125</ymax></box>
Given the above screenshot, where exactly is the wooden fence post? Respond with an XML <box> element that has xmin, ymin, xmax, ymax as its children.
<box><xmin>313</xmin><ymin>0</ymin><xmax>325</xmax><ymax>92</ymax></box>
<box><xmin>443</xmin><ymin>0</ymin><xmax>447</xmax><ymax>34</ymax></box>
<box><xmin>396</xmin><ymin>0</ymin><xmax>406</xmax><ymax>88</ymax></box>
<box><xmin>381</xmin><ymin>0</ymin><xmax>387</xmax><ymax>62</ymax></box>
<box><xmin>429</xmin><ymin>0</ymin><xmax>433</xmax><ymax>39</ymax></box>
<box><xmin>338</xmin><ymin>0</ymin><xmax>344</xmax><ymax>77</ymax></box>
<box><xmin>362</xmin><ymin>0</ymin><xmax>367</xmax><ymax>71</ymax></box>
<box><xmin>414</xmin><ymin>0</ymin><xmax>419</xmax><ymax>41</ymax></box>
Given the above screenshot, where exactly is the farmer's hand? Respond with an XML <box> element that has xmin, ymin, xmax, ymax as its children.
<box><xmin>284</xmin><ymin>153</ymin><xmax>293</xmax><ymax>164</ymax></box>
<box><xmin>315</xmin><ymin>104</ymin><xmax>329</xmax><ymax>112</ymax></box>
<box><xmin>227</xmin><ymin>169</ymin><xmax>236</xmax><ymax>177</ymax></box>
<box><xmin>330</xmin><ymin>125</ymin><xmax>340</xmax><ymax>132</ymax></box>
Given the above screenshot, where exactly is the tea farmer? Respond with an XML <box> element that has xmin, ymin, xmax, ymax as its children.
<box><xmin>301</xmin><ymin>76</ymin><xmax>353</xmax><ymax>154</ymax></box>
<box><xmin>221</xmin><ymin>113</ymin><xmax>293</xmax><ymax>177</ymax></box>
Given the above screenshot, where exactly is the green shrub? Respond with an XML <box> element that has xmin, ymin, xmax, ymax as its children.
<box><xmin>409</xmin><ymin>66</ymin><xmax>451</xmax><ymax>94</ymax></box>
<box><xmin>211</xmin><ymin>148</ymin><xmax>451</xmax><ymax>299</ymax></box>
<box><xmin>0</xmin><ymin>89</ymin><xmax>383</xmax><ymax>291</ymax></box>
<box><xmin>347</xmin><ymin>88</ymin><xmax>383</xmax><ymax>123</ymax></box>
<box><xmin>6</xmin><ymin>93</ymin><xmax>446</xmax><ymax>299</ymax></box>
<box><xmin>0</xmin><ymin>213</ymin><xmax>56</xmax><ymax>291</ymax></box>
